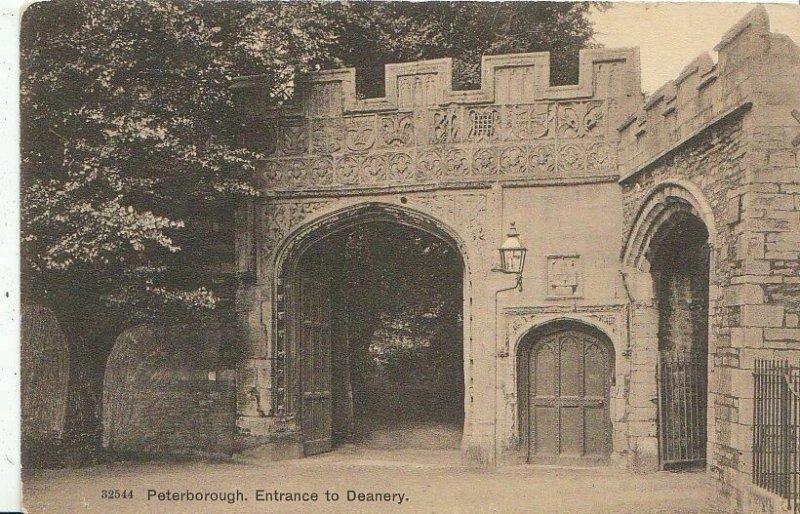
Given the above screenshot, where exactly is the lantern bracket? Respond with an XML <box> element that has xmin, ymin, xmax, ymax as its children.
<box><xmin>492</xmin><ymin>222</ymin><xmax>527</xmax><ymax>292</ymax></box>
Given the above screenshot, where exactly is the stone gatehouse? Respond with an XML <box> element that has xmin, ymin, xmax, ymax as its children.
<box><xmin>102</xmin><ymin>6</ymin><xmax>800</xmax><ymax>513</ymax></box>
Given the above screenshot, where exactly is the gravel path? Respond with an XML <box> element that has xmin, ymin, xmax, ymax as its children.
<box><xmin>22</xmin><ymin>448</ymin><xmax>724</xmax><ymax>514</ymax></box>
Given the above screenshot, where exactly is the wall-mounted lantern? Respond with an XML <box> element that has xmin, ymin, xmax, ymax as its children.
<box><xmin>493</xmin><ymin>222</ymin><xmax>527</xmax><ymax>292</ymax></box>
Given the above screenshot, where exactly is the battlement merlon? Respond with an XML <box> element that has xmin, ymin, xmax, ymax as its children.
<box><xmin>617</xmin><ymin>6</ymin><xmax>800</xmax><ymax>181</ymax></box>
<box><xmin>232</xmin><ymin>47</ymin><xmax>641</xmax><ymax>119</ymax></box>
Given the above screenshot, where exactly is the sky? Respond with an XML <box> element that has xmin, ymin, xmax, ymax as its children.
<box><xmin>590</xmin><ymin>3</ymin><xmax>800</xmax><ymax>93</ymax></box>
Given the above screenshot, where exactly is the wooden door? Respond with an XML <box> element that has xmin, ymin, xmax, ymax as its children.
<box><xmin>299</xmin><ymin>275</ymin><xmax>332</xmax><ymax>455</ymax></box>
<box><xmin>525</xmin><ymin>329</ymin><xmax>612</xmax><ymax>465</ymax></box>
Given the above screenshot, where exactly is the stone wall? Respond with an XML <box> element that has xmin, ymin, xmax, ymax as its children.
<box><xmin>21</xmin><ymin>305</ymin><xmax>70</xmax><ymax>460</ymax></box>
<box><xmin>232</xmin><ymin>47</ymin><xmax>641</xmax><ymax>467</ymax></box>
<box><xmin>102</xmin><ymin>324</ymin><xmax>237</xmax><ymax>459</ymax></box>
<box><xmin>619</xmin><ymin>6</ymin><xmax>800</xmax><ymax>511</ymax></box>
<box><xmin>227</xmin><ymin>5</ymin><xmax>800</xmax><ymax>485</ymax></box>
<box><xmin>232</xmin><ymin>48</ymin><xmax>641</xmax><ymax>195</ymax></box>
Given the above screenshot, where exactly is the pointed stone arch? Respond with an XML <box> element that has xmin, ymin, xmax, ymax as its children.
<box><xmin>270</xmin><ymin>201</ymin><xmax>474</xmax><ymax>453</ymax></box>
<box><xmin>623</xmin><ymin>180</ymin><xmax>717</xmax><ymax>272</ymax></box>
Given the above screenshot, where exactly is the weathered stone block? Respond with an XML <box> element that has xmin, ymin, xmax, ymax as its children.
<box><xmin>730</xmin><ymin>274</ymin><xmax>783</xmax><ymax>285</ymax></box>
<box><xmin>724</xmin><ymin>283</ymin><xmax>764</xmax><ymax>305</ymax></box>
<box><xmin>736</xmin><ymin>233</ymin><xmax>764</xmax><ymax>259</ymax></box>
<box><xmin>627</xmin><ymin>420</ymin><xmax>657</xmax><ymax>437</ymax></box>
<box><xmin>764</xmin><ymin>328</ymin><xmax>800</xmax><ymax>342</ymax></box>
<box><xmin>767</xmin><ymin>149</ymin><xmax>798</xmax><ymax>168</ymax></box>
<box><xmin>629</xmin><ymin>436</ymin><xmax>659</xmax><ymax>473</ymax></box>
<box><xmin>730</xmin><ymin>368</ymin><xmax>755</xmax><ymax>399</ymax></box>
<box><xmin>752</xmin><ymin>167</ymin><xmax>800</xmax><ymax>185</ymax></box>
<box><xmin>741</xmin><ymin>304</ymin><xmax>785</xmax><ymax>327</ymax></box>
<box><xmin>730</xmin><ymin>327</ymin><xmax>764</xmax><ymax>348</ymax></box>
<box><xmin>740</xmin><ymin>259</ymin><xmax>771</xmax><ymax>274</ymax></box>
<box><xmin>743</xmin><ymin>192</ymin><xmax>796</xmax><ymax>211</ymax></box>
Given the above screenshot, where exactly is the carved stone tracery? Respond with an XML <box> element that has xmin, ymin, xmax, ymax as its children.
<box><xmin>504</xmin><ymin>305</ymin><xmax>627</xmax><ymax>356</ymax></box>
<box><xmin>259</xmin><ymin>100</ymin><xmax>616</xmax><ymax>190</ymax></box>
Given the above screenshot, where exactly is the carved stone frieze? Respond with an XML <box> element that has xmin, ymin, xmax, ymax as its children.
<box><xmin>345</xmin><ymin>115</ymin><xmax>378</xmax><ymax>152</ymax></box>
<box><xmin>467</xmin><ymin>107</ymin><xmax>501</xmax><ymax>142</ymax></box>
<box><xmin>504</xmin><ymin>304</ymin><xmax>627</xmax><ymax>354</ymax></box>
<box><xmin>557</xmin><ymin>101</ymin><xmax>605</xmax><ymax>139</ymax></box>
<box><xmin>528</xmin><ymin>144</ymin><xmax>557</xmax><ymax>174</ymax></box>
<box><xmin>256</xmin><ymin>100</ymin><xmax>618</xmax><ymax>190</ymax></box>
<box><xmin>417</xmin><ymin>150</ymin><xmax>443</xmax><ymax>180</ymax></box>
<box><xmin>309</xmin><ymin>157</ymin><xmax>334</xmax><ymax>186</ymax></box>
<box><xmin>336</xmin><ymin>154</ymin><xmax>360</xmax><ymax>185</ymax></box>
<box><xmin>380</xmin><ymin>114</ymin><xmax>414</xmax><ymax>148</ymax></box>
<box><xmin>431</xmin><ymin>109</ymin><xmax>460</xmax><ymax>144</ymax></box>
<box><xmin>261</xmin><ymin>201</ymin><xmax>334</xmax><ymax>259</ymax></box>
<box><xmin>361</xmin><ymin>155</ymin><xmax>386</xmax><ymax>184</ymax></box>
<box><xmin>444</xmin><ymin>148</ymin><xmax>469</xmax><ymax>177</ymax></box>
<box><xmin>259</xmin><ymin>140</ymin><xmax>615</xmax><ymax>189</ymax></box>
<box><xmin>499</xmin><ymin>146</ymin><xmax>526</xmax><ymax>175</ymax></box>
<box><xmin>558</xmin><ymin>143</ymin><xmax>585</xmax><ymax>173</ymax></box>
<box><xmin>472</xmin><ymin>148</ymin><xmax>498</xmax><ymax>176</ymax></box>
<box><xmin>388</xmin><ymin>152</ymin><xmax>414</xmax><ymax>181</ymax></box>
<box><xmin>506</xmin><ymin>104</ymin><xmax>555</xmax><ymax>140</ymax></box>
<box><xmin>277</xmin><ymin>123</ymin><xmax>309</xmax><ymax>156</ymax></box>
<box><xmin>587</xmin><ymin>141</ymin><xmax>616</xmax><ymax>170</ymax></box>
<box><xmin>311</xmin><ymin>119</ymin><xmax>343</xmax><ymax>155</ymax></box>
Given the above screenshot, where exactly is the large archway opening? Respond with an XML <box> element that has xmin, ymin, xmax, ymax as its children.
<box><xmin>647</xmin><ymin>205</ymin><xmax>710</xmax><ymax>470</ymax></box>
<box><xmin>279</xmin><ymin>208</ymin><xmax>466</xmax><ymax>455</ymax></box>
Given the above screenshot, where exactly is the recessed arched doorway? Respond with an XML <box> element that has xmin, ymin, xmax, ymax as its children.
<box><xmin>518</xmin><ymin>321</ymin><xmax>615</xmax><ymax>465</ymax></box>
<box><xmin>649</xmin><ymin>207</ymin><xmax>710</xmax><ymax>469</ymax></box>
<box><xmin>275</xmin><ymin>203</ymin><xmax>469</xmax><ymax>456</ymax></box>
<box><xmin>623</xmin><ymin>182</ymin><xmax>714</xmax><ymax>470</ymax></box>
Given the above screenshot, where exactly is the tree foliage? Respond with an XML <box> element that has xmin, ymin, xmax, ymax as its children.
<box><xmin>21</xmin><ymin>0</ymin><xmax>600</xmax><ymax>323</ymax></box>
<box><xmin>337</xmin><ymin>1</ymin><xmax>601</xmax><ymax>96</ymax></box>
<box><xmin>20</xmin><ymin>0</ymin><xmax>601</xmax><ymax>460</ymax></box>
<box><xmin>21</xmin><ymin>0</ymin><xmax>346</xmax><ymax>320</ymax></box>
<box><xmin>323</xmin><ymin>222</ymin><xmax>464</xmax><ymax>421</ymax></box>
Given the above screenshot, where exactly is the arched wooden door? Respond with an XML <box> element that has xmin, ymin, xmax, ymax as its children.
<box><xmin>520</xmin><ymin>327</ymin><xmax>613</xmax><ymax>465</ymax></box>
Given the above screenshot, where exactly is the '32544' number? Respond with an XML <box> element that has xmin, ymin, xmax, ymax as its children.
<box><xmin>101</xmin><ymin>489</ymin><xmax>133</xmax><ymax>500</ymax></box>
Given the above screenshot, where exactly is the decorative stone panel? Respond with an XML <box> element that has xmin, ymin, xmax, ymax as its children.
<box><xmin>235</xmin><ymin>49</ymin><xmax>640</xmax><ymax>194</ymax></box>
<box><xmin>504</xmin><ymin>305</ymin><xmax>628</xmax><ymax>357</ymax></box>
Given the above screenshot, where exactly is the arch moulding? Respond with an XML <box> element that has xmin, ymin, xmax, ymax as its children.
<box><xmin>267</xmin><ymin>199</ymin><xmax>476</xmax><ymax>420</ymax></box>
<box><xmin>622</xmin><ymin>179</ymin><xmax>717</xmax><ymax>272</ymax></box>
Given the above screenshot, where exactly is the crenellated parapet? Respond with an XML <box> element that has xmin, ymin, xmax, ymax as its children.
<box><xmin>617</xmin><ymin>6</ymin><xmax>797</xmax><ymax>181</ymax></box>
<box><xmin>233</xmin><ymin>49</ymin><xmax>641</xmax><ymax>194</ymax></box>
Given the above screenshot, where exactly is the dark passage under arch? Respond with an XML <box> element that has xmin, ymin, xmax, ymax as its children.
<box><xmin>649</xmin><ymin>210</ymin><xmax>710</xmax><ymax>470</ymax></box>
<box><xmin>284</xmin><ymin>217</ymin><xmax>465</xmax><ymax>455</ymax></box>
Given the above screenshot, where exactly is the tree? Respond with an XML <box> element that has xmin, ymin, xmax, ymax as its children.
<box><xmin>20</xmin><ymin>0</ymin><xmax>600</xmax><ymax>460</ymax></box>
<box><xmin>336</xmin><ymin>2</ymin><xmax>601</xmax><ymax>96</ymax></box>
<box><xmin>20</xmin><ymin>0</ymin><xmax>346</xmax><ymax>451</ymax></box>
<box><xmin>22</xmin><ymin>0</ymin><xmax>601</xmax><ymax>334</ymax></box>
<box><xmin>21</xmin><ymin>0</ymin><xmax>345</xmax><ymax>319</ymax></box>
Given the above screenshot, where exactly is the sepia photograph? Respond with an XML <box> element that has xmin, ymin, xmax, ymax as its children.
<box><xmin>10</xmin><ymin>1</ymin><xmax>800</xmax><ymax>512</ymax></box>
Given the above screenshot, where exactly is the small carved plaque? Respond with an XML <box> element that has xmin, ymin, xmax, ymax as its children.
<box><xmin>547</xmin><ymin>254</ymin><xmax>582</xmax><ymax>298</ymax></box>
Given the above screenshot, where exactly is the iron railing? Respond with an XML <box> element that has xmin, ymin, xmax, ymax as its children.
<box><xmin>657</xmin><ymin>351</ymin><xmax>708</xmax><ymax>469</ymax></box>
<box><xmin>753</xmin><ymin>359</ymin><xmax>800</xmax><ymax>513</ymax></box>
